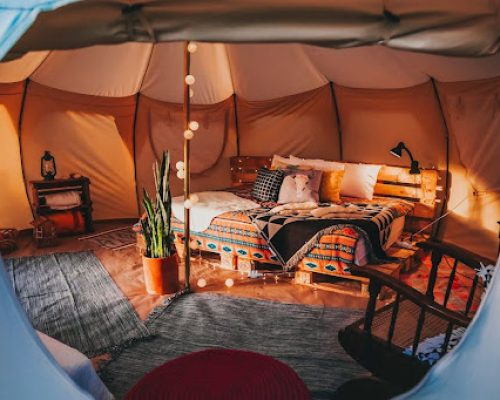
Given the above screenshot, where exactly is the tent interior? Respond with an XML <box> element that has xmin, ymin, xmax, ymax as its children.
<box><xmin>2</xmin><ymin>43</ymin><xmax>499</xmax><ymax>257</ymax></box>
<box><xmin>0</xmin><ymin>1</ymin><xmax>499</xmax><ymax>399</ymax></box>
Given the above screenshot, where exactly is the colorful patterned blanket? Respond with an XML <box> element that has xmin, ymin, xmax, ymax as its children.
<box><xmin>246</xmin><ymin>201</ymin><xmax>413</xmax><ymax>270</ymax></box>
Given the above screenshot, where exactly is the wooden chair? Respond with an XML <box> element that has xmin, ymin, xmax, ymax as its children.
<box><xmin>338</xmin><ymin>240</ymin><xmax>496</xmax><ymax>392</ymax></box>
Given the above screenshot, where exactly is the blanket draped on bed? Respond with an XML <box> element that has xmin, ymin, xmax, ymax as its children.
<box><xmin>246</xmin><ymin>201</ymin><xmax>413</xmax><ymax>270</ymax></box>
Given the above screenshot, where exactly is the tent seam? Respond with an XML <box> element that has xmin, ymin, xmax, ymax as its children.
<box><xmin>17</xmin><ymin>78</ymin><xmax>35</xmax><ymax>222</ymax></box>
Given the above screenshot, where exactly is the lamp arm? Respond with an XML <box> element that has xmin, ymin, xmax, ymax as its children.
<box><xmin>402</xmin><ymin>146</ymin><xmax>415</xmax><ymax>164</ymax></box>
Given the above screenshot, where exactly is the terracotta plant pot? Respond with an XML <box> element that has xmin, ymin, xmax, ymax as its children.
<box><xmin>142</xmin><ymin>254</ymin><xmax>179</xmax><ymax>295</ymax></box>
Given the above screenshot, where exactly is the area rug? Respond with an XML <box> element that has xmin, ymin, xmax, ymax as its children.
<box><xmin>4</xmin><ymin>251</ymin><xmax>151</xmax><ymax>357</ymax></box>
<box><xmin>401</xmin><ymin>254</ymin><xmax>477</xmax><ymax>312</ymax></box>
<box><xmin>79</xmin><ymin>227</ymin><xmax>136</xmax><ymax>250</ymax></box>
<box><xmin>100</xmin><ymin>293</ymin><xmax>366</xmax><ymax>399</ymax></box>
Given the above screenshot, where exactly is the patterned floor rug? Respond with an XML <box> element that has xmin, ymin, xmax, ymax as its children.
<box><xmin>79</xmin><ymin>227</ymin><xmax>137</xmax><ymax>250</ymax></box>
<box><xmin>100</xmin><ymin>293</ymin><xmax>366</xmax><ymax>399</ymax></box>
<box><xmin>4</xmin><ymin>251</ymin><xmax>151</xmax><ymax>357</ymax></box>
<box><xmin>401</xmin><ymin>254</ymin><xmax>478</xmax><ymax>312</ymax></box>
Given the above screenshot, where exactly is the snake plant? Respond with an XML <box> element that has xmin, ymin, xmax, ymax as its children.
<box><xmin>141</xmin><ymin>151</ymin><xmax>174</xmax><ymax>258</ymax></box>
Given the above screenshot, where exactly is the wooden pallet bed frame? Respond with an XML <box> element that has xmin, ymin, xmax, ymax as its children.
<box><xmin>229</xmin><ymin>156</ymin><xmax>447</xmax><ymax>295</ymax></box>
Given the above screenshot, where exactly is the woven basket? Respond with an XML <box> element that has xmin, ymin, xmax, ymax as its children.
<box><xmin>0</xmin><ymin>228</ymin><xmax>19</xmax><ymax>254</ymax></box>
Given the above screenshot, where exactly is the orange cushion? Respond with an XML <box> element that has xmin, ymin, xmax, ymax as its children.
<box><xmin>320</xmin><ymin>170</ymin><xmax>345</xmax><ymax>203</ymax></box>
<box><xmin>46</xmin><ymin>210</ymin><xmax>86</xmax><ymax>234</ymax></box>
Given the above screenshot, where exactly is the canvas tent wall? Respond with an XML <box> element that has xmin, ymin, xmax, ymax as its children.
<box><xmin>0</xmin><ymin>1</ymin><xmax>499</xmax><ymax>260</ymax></box>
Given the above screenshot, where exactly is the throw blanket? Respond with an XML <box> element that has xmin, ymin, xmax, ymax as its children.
<box><xmin>45</xmin><ymin>190</ymin><xmax>81</xmax><ymax>210</ymax></box>
<box><xmin>247</xmin><ymin>200</ymin><xmax>413</xmax><ymax>270</ymax></box>
<box><xmin>172</xmin><ymin>191</ymin><xmax>260</xmax><ymax>232</ymax></box>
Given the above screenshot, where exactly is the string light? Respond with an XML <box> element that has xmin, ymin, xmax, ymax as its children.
<box><xmin>189</xmin><ymin>121</ymin><xmax>199</xmax><ymax>131</ymax></box>
<box><xmin>176</xmin><ymin>170</ymin><xmax>185</xmax><ymax>180</ymax></box>
<box><xmin>175</xmin><ymin>161</ymin><xmax>184</xmax><ymax>171</ymax></box>
<box><xmin>184</xmin><ymin>199</ymin><xmax>193</xmax><ymax>209</ymax></box>
<box><xmin>185</xmin><ymin>75</ymin><xmax>195</xmax><ymax>85</ymax></box>
<box><xmin>187</xmin><ymin>42</ymin><xmax>198</xmax><ymax>53</ymax></box>
<box><xmin>225</xmin><ymin>278</ymin><xmax>234</xmax><ymax>288</ymax></box>
<box><xmin>197</xmin><ymin>278</ymin><xmax>207</xmax><ymax>288</ymax></box>
<box><xmin>184</xmin><ymin>129</ymin><xmax>194</xmax><ymax>140</ymax></box>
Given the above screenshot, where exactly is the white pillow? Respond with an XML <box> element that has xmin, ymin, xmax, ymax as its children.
<box><xmin>289</xmin><ymin>155</ymin><xmax>344</xmax><ymax>171</ymax></box>
<box><xmin>271</xmin><ymin>154</ymin><xmax>299</xmax><ymax>169</ymax></box>
<box><xmin>278</xmin><ymin>170</ymin><xmax>322</xmax><ymax>204</ymax></box>
<box><xmin>340</xmin><ymin>163</ymin><xmax>381</xmax><ymax>200</ymax></box>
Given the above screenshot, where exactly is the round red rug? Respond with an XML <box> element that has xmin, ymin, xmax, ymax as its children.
<box><xmin>125</xmin><ymin>348</ymin><xmax>311</xmax><ymax>400</ymax></box>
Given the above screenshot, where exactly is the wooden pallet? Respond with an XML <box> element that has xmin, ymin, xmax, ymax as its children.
<box><xmin>294</xmin><ymin>244</ymin><xmax>423</xmax><ymax>297</ymax></box>
<box><xmin>219</xmin><ymin>252</ymin><xmax>255</xmax><ymax>272</ymax></box>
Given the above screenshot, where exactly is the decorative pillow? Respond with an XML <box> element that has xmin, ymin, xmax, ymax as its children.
<box><xmin>320</xmin><ymin>170</ymin><xmax>345</xmax><ymax>203</ymax></box>
<box><xmin>289</xmin><ymin>155</ymin><xmax>345</xmax><ymax>172</ymax></box>
<box><xmin>252</xmin><ymin>168</ymin><xmax>285</xmax><ymax>202</ymax></box>
<box><xmin>271</xmin><ymin>155</ymin><xmax>295</xmax><ymax>170</ymax></box>
<box><xmin>340</xmin><ymin>163</ymin><xmax>381</xmax><ymax>200</ymax></box>
<box><xmin>278</xmin><ymin>169</ymin><xmax>322</xmax><ymax>204</ymax></box>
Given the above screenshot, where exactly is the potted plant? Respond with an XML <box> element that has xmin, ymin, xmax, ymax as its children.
<box><xmin>140</xmin><ymin>151</ymin><xmax>179</xmax><ymax>295</ymax></box>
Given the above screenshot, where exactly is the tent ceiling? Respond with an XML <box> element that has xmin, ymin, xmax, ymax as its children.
<box><xmin>31</xmin><ymin>43</ymin><xmax>152</xmax><ymax>98</ymax></box>
<box><xmin>1</xmin><ymin>43</ymin><xmax>499</xmax><ymax>100</ymax></box>
<box><xmin>7</xmin><ymin>0</ymin><xmax>500</xmax><ymax>60</ymax></box>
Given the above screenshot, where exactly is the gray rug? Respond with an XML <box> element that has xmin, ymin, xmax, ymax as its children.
<box><xmin>4</xmin><ymin>251</ymin><xmax>151</xmax><ymax>357</ymax></box>
<box><xmin>101</xmin><ymin>293</ymin><xmax>367</xmax><ymax>399</ymax></box>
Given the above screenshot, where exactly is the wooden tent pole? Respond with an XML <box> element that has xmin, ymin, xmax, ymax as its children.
<box><xmin>183</xmin><ymin>42</ymin><xmax>191</xmax><ymax>290</ymax></box>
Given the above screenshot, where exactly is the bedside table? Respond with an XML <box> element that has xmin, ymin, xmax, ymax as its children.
<box><xmin>30</xmin><ymin>177</ymin><xmax>94</xmax><ymax>233</ymax></box>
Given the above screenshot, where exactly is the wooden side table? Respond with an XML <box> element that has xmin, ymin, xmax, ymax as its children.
<box><xmin>30</xmin><ymin>177</ymin><xmax>94</xmax><ymax>233</ymax></box>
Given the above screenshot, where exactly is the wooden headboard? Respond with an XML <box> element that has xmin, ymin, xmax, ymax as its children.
<box><xmin>230</xmin><ymin>156</ymin><xmax>447</xmax><ymax>235</ymax></box>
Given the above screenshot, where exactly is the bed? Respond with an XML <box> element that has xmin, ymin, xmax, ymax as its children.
<box><xmin>171</xmin><ymin>156</ymin><xmax>445</xmax><ymax>292</ymax></box>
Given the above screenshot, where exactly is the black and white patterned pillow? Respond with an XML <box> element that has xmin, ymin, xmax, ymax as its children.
<box><xmin>252</xmin><ymin>168</ymin><xmax>285</xmax><ymax>202</ymax></box>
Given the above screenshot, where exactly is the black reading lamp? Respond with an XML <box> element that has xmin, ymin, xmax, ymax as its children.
<box><xmin>390</xmin><ymin>142</ymin><xmax>421</xmax><ymax>175</ymax></box>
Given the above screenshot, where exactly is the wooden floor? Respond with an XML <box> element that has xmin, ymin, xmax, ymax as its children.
<box><xmin>7</xmin><ymin>221</ymin><xmax>370</xmax><ymax>320</ymax></box>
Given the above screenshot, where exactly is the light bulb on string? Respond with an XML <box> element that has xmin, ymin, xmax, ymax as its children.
<box><xmin>184</xmin><ymin>129</ymin><xmax>194</xmax><ymax>140</ymax></box>
<box><xmin>189</xmin><ymin>121</ymin><xmax>199</xmax><ymax>131</ymax></box>
<box><xmin>175</xmin><ymin>161</ymin><xmax>184</xmax><ymax>171</ymax></box>
<box><xmin>197</xmin><ymin>278</ymin><xmax>207</xmax><ymax>288</ymax></box>
<box><xmin>187</xmin><ymin>42</ymin><xmax>198</xmax><ymax>53</ymax></box>
<box><xmin>185</xmin><ymin>75</ymin><xmax>195</xmax><ymax>85</ymax></box>
<box><xmin>190</xmin><ymin>194</ymin><xmax>199</xmax><ymax>204</ymax></box>
<box><xmin>184</xmin><ymin>199</ymin><xmax>193</xmax><ymax>209</ymax></box>
<box><xmin>225</xmin><ymin>278</ymin><xmax>234</xmax><ymax>288</ymax></box>
<box><xmin>176</xmin><ymin>170</ymin><xmax>185</xmax><ymax>180</ymax></box>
